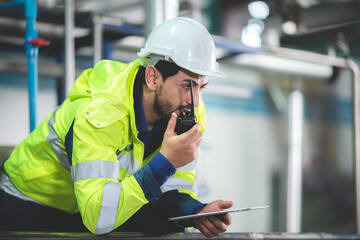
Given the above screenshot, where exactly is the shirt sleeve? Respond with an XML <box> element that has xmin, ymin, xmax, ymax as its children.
<box><xmin>147</xmin><ymin>152</ymin><xmax>176</xmax><ymax>185</ymax></box>
<box><xmin>147</xmin><ymin>152</ymin><xmax>206</xmax><ymax>227</ymax></box>
<box><xmin>156</xmin><ymin>190</ymin><xmax>206</xmax><ymax>227</ymax></box>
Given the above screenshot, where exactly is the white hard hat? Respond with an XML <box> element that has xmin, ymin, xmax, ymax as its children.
<box><xmin>138</xmin><ymin>17</ymin><xmax>226</xmax><ymax>78</ymax></box>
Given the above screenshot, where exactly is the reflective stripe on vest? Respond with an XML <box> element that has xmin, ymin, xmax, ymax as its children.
<box><xmin>160</xmin><ymin>176</ymin><xmax>197</xmax><ymax>193</ymax></box>
<box><xmin>176</xmin><ymin>158</ymin><xmax>196</xmax><ymax>172</ymax></box>
<box><xmin>47</xmin><ymin>106</ymin><xmax>71</xmax><ymax>171</ymax></box>
<box><xmin>95</xmin><ymin>182</ymin><xmax>122</xmax><ymax>234</ymax></box>
<box><xmin>71</xmin><ymin>160</ymin><xmax>119</xmax><ymax>182</ymax></box>
<box><xmin>117</xmin><ymin>151</ymin><xmax>140</xmax><ymax>175</ymax></box>
<box><xmin>160</xmin><ymin>158</ymin><xmax>198</xmax><ymax>193</ymax></box>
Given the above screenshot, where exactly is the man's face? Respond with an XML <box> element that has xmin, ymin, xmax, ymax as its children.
<box><xmin>154</xmin><ymin>68</ymin><xmax>208</xmax><ymax>120</ymax></box>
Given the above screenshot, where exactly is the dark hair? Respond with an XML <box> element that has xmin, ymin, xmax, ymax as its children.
<box><xmin>155</xmin><ymin>60</ymin><xmax>181</xmax><ymax>80</ymax></box>
<box><xmin>138</xmin><ymin>60</ymin><xmax>181</xmax><ymax>84</ymax></box>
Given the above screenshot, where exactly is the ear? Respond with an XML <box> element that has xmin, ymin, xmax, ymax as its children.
<box><xmin>145</xmin><ymin>66</ymin><xmax>159</xmax><ymax>91</ymax></box>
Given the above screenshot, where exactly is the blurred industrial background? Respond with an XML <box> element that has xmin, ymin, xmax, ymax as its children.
<box><xmin>0</xmin><ymin>0</ymin><xmax>360</xmax><ymax>235</ymax></box>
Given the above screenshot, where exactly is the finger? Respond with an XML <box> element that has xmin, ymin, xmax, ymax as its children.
<box><xmin>189</xmin><ymin>128</ymin><xmax>202</xmax><ymax>155</ymax></box>
<box><xmin>219</xmin><ymin>200</ymin><xmax>234</xmax><ymax>210</ymax></box>
<box><xmin>194</xmin><ymin>137</ymin><xmax>203</xmax><ymax>149</ymax></box>
<box><xmin>220</xmin><ymin>213</ymin><xmax>232</xmax><ymax>225</ymax></box>
<box><xmin>201</xmin><ymin>217</ymin><xmax>222</xmax><ymax>237</ymax></box>
<box><xmin>209</xmin><ymin>215</ymin><xmax>228</xmax><ymax>232</ymax></box>
<box><xmin>166</xmin><ymin>113</ymin><xmax>177</xmax><ymax>134</ymax></box>
<box><xmin>198</xmin><ymin>218</ymin><xmax>219</xmax><ymax>238</ymax></box>
<box><xmin>183</xmin><ymin>122</ymin><xmax>202</xmax><ymax>140</ymax></box>
<box><xmin>197</xmin><ymin>221</ymin><xmax>214</xmax><ymax>238</ymax></box>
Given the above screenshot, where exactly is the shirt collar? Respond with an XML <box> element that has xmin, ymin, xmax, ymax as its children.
<box><xmin>138</xmin><ymin>96</ymin><xmax>148</xmax><ymax>134</ymax></box>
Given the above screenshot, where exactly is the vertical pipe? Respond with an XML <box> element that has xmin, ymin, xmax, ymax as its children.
<box><xmin>144</xmin><ymin>0</ymin><xmax>178</xmax><ymax>37</ymax></box>
<box><xmin>93</xmin><ymin>13</ymin><xmax>102</xmax><ymax>65</ymax></box>
<box><xmin>286</xmin><ymin>87</ymin><xmax>304</xmax><ymax>233</ymax></box>
<box><xmin>24</xmin><ymin>0</ymin><xmax>38</xmax><ymax>132</ymax></box>
<box><xmin>145</xmin><ymin>0</ymin><xmax>163</xmax><ymax>37</ymax></box>
<box><xmin>0</xmin><ymin>0</ymin><xmax>39</xmax><ymax>132</ymax></box>
<box><xmin>164</xmin><ymin>0</ymin><xmax>179</xmax><ymax>21</ymax></box>
<box><xmin>348</xmin><ymin>60</ymin><xmax>360</xmax><ymax>233</ymax></box>
<box><xmin>65</xmin><ymin>0</ymin><xmax>75</xmax><ymax>95</ymax></box>
<box><xmin>26</xmin><ymin>42</ymin><xmax>38</xmax><ymax>132</ymax></box>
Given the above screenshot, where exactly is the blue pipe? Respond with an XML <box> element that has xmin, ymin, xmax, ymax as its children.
<box><xmin>0</xmin><ymin>0</ymin><xmax>38</xmax><ymax>132</ymax></box>
<box><xmin>24</xmin><ymin>0</ymin><xmax>38</xmax><ymax>132</ymax></box>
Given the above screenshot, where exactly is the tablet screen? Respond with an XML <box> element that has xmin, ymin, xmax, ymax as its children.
<box><xmin>168</xmin><ymin>205</ymin><xmax>269</xmax><ymax>221</ymax></box>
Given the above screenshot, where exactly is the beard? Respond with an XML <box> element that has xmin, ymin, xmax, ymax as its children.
<box><xmin>154</xmin><ymin>94</ymin><xmax>173</xmax><ymax>120</ymax></box>
<box><xmin>154</xmin><ymin>84</ymin><xmax>176</xmax><ymax>120</ymax></box>
<box><xmin>154</xmin><ymin>85</ymin><xmax>189</xmax><ymax>120</ymax></box>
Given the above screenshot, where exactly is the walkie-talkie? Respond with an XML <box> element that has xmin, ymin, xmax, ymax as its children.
<box><xmin>175</xmin><ymin>80</ymin><xmax>196</xmax><ymax>135</ymax></box>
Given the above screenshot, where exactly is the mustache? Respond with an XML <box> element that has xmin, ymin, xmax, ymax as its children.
<box><xmin>175</xmin><ymin>104</ymin><xmax>192</xmax><ymax>112</ymax></box>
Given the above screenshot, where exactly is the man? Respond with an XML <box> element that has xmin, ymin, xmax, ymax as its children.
<box><xmin>0</xmin><ymin>17</ymin><xmax>233</xmax><ymax>238</ymax></box>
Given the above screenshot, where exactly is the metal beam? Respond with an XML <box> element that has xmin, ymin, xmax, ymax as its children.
<box><xmin>0</xmin><ymin>58</ymin><xmax>84</xmax><ymax>78</ymax></box>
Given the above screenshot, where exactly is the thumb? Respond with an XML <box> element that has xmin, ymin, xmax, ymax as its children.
<box><xmin>219</xmin><ymin>200</ymin><xmax>234</xmax><ymax>210</ymax></box>
<box><xmin>166</xmin><ymin>112</ymin><xmax>177</xmax><ymax>134</ymax></box>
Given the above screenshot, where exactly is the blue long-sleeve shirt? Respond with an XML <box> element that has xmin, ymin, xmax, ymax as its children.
<box><xmin>133</xmin><ymin>73</ymin><xmax>206</xmax><ymax>226</ymax></box>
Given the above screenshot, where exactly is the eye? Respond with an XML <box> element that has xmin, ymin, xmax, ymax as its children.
<box><xmin>200</xmin><ymin>85</ymin><xmax>207</xmax><ymax>92</ymax></box>
<box><xmin>200</xmin><ymin>83</ymin><xmax>208</xmax><ymax>92</ymax></box>
<box><xmin>183</xmin><ymin>83</ymin><xmax>190</xmax><ymax>89</ymax></box>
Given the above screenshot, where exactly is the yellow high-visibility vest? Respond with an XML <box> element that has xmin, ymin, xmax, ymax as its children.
<box><xmin>4</xmin><ymin>59</ymin><xmax>206</xmax><ymax>234</ymax></box>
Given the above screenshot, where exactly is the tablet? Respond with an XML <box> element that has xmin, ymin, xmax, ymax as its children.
<box><xmin>168</xmin><ymin>205</ymin><xmax>269</xmax><ymax>221</ymax></box>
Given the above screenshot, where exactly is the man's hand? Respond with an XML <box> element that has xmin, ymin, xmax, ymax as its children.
<box><xmin>160</xmin><ymin>112</ymin><xmax>202</xmax><ymax>168</ymax></box>
<box><xmin>195</xmin><ymin>200</ymin><xmax>233</xmax><ymax>238</ymax></box>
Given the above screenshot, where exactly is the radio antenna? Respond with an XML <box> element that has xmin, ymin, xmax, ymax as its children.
<box><xmin>189</xmin><ymin>81</ymin><xmax>195</xmax><ymax>118</ymax></box>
